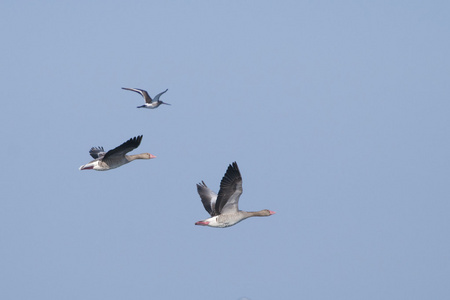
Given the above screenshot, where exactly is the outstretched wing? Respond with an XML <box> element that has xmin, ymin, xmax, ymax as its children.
<box><xmin>122</xmin><ymin>87</ymin><xmax>153</xmax><ymax>103</ymax></box>
<box><xmin>197</xmin><ymin>181</ymin><xmax>218</xmax><ymax>217</ymax></box>
<box><xmin>215</xmin><ymin>162</ymin><xmax>243</xmax><ymax>215</ymax></box>
<box><xmin>103</xmin><ymin>135</ymin><xmax>143</xmax><ymax>160</ymax></box>
<box><xmin>89</xmin><ymin>146</ymin><xmax>106</xmax><ymax>159</ymax></box>
<box><xmin>153</xmin><ymin>89</ymin><xmax>168</xmax><ymax>102</ymax></box>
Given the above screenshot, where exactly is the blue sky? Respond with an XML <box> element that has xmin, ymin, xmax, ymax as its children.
<box><xmin>1</xmin><ymin>1</ymin><xmax>449</xmax><ymax>299</ymax></box>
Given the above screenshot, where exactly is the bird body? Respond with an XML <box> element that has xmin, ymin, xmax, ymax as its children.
<box><xmin>195</xmin><ymin>162</ymin><xmax>275</xmax><ymax>228</ymax></box>
<box><xmin>195</xmin><ymin>210</ymin><xmax>272</xmax><ymax>228</ymax></box>
<box><xmin>79</xmin><ymin>135</ymin><xmax>156</xmax><ymax>171</ymax></box>
<box><xmin>122</xmin><ymin>87</ymin><xmax>170</xmax><ymax>109</ymax></box>
<box><xmin>79</xmin><ymin>152</ymin><xmax>153</xmax><ymax>171</ymax></box>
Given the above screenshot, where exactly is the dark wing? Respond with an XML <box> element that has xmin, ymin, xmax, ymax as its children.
<box><xmin>122</xmin><ymin>87</ymin><xmax>153</xmax><ymax>103</ymax></box>
<box><xmin>215</xmin><ymin>162</ymin><xmax>243</xmax><ymax>215</ymax></box>
<box><xmin>103</xmin><ymin>135</ymin><xmax>143</xmax><ymax>160</ymax></box>
<box><xmin>153</xmin><ymin>89</ymin><xmax>168</xmax><ymax>102</ymax></box>
<box><xmin>89</xmin><ymin>146</ymin><xmax>105</xmax><ymax>159</ymax></box>
<box><xmin>197</xmin><ymin>181</ymin><xmax>218</xmax><ymax>217</ymax></box>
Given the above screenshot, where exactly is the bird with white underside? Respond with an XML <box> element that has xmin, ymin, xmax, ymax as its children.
<box><xmin>195</xmin><ymin>162</ymin><xmax>275</xmax><ymax>228</ymax></box>
<box><xmin>122</xmin><ymin>87</ymin><xmax>170</xmax><ymax>109</ymax></box>
<box><xmin>79</xmin><ymin>135</ymin><xmax>156</xmax><ymax>171</ymax></box>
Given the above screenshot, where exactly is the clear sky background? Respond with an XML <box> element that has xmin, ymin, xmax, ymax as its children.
<box><xmin>1</xmin><ymin>1</ymin><xmax>449</xmax><ymax>299</ymax></box>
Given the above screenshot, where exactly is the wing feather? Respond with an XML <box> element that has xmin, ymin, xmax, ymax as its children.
<box><xmin>122</xmin><ymin>87</ymin><xmax>153</xmax><ymax>103</ymax></box>
<box><xmin>89</xmin><ymin>146</ymin><xmax>105</xmax><ymax>159</ymax></box>
<box><xmin>197</xmin><ymin>181</ymin><xmax>218</xmax><ymax>217</ymax></box>
<box><xmin>153</xmin><ymin>89</ymin><xmax>168</xmax><ymax>102</ymax></box>
<box><xmin>103</xmin><ymin>135</ymin><xmax>143</xmax><ymax>161</ymax></box>
<box><xmin>215</xmin><ymin>162</ymin><xmax>243</xmax><ymax>214</ymax></box>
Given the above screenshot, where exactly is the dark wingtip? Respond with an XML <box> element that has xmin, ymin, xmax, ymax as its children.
<box><xmin>197</xmin><ymin>181</ymin><xmax>208</xmax><ymax>188</ymax></box>
<box><xmin>220</xmin><ymin>161</ymin><xmax>242</xmax><ymax>188</ymax></box>
<box><xmin>135</xmin><ymin>135</ymin><xmax>143</xmax><ymax>145</ymax></box>
<box><xmin>126</xmin><ymin>135</ymin><xmax>143</xmax><ymax>148</ymax></box>
<box><xmin>227</xmin><ymin>161</ymin><xmax>240</xmax><ymax>174</ymax></box>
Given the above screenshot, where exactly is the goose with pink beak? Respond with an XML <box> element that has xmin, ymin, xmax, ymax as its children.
<box><xmin>195</xmin><ymin>162</ymin><xmax>275</xmax><ymax>228</ymax></box>
<box><xmin>79</xmin><ymin>135</ymin><xmax>156</xmax><ymax>171</ymax></box>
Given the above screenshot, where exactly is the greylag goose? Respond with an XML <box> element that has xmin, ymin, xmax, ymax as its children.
<box><xmin>79</xmin><ymin>135</ymin><xmax>156</xmax><ymax>171</ymax></box>
<box><xmin>122</xmin><ymin>87</ymin><xmax>170</xmax><ymax>109</ymax></box>
<box><xmin>195</xmin><ymin>162</ymin><xmax>275</xmax><ymax>228</ymax></box>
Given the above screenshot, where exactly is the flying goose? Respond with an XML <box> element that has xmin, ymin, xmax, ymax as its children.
<box><xmin>122</xmin><ymin>87</ymin><xmax>170</xmax><ymax>109</ymax></box>
<box><xmin>79</xmin><ymin>135</ymin><xmax>156</xmax><ymax>171</ymax></box>
<box><xmin>195</xmin><ymin>162</ymin><xmax>275</xmax><ymax>228</ymax></box>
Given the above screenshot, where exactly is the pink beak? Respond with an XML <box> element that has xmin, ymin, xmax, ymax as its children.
<box><xmin>149</xmin><ymin>154</ymin><xmax>156</xmax><ymax>159</ymax></box>
<box><xmin>195</xmin><ymin>221</ymin><xmax>209</xmax><ymax>226</ymax></box>
<box><xmin>269</xmin><ymin>210</ymin><xmax>276</xmax><ymax>215</ymax></box>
